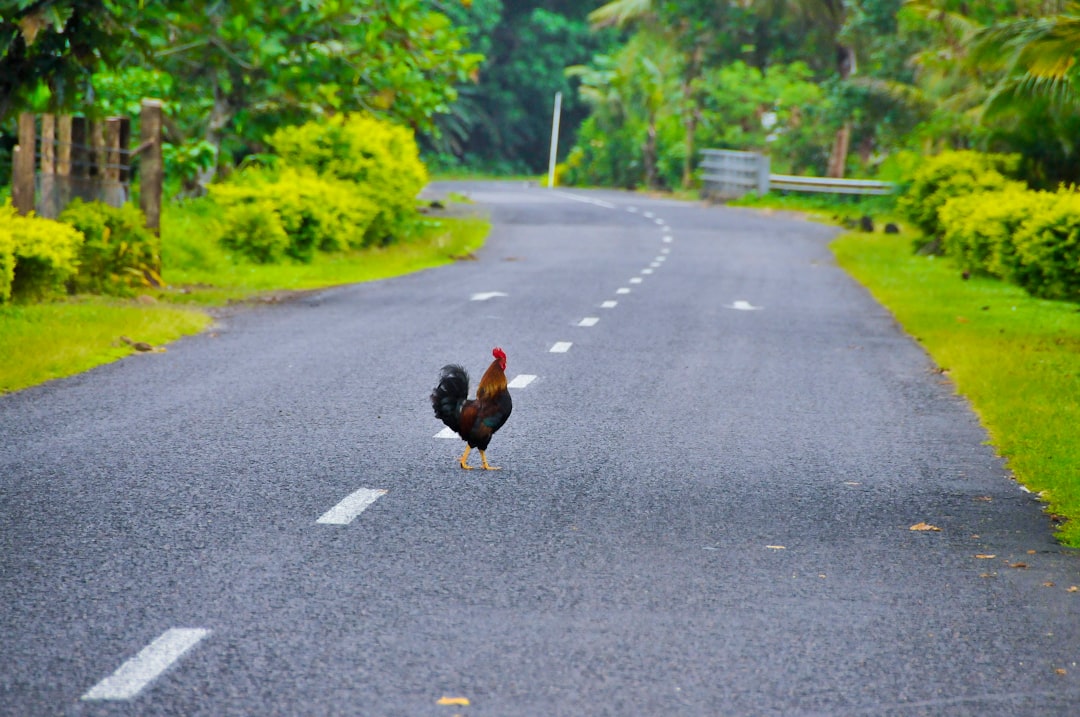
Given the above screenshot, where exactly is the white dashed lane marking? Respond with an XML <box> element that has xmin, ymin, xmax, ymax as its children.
<box><xmin>471</xmin><ymin>291</ymin><xmax>507</xmax><ymax>301</ymax></box>
<box><xmin>630</xmin><ymin>277</ymin><xmax>643</xmax><ymax>284</ymax></box>
<box><xmin>729</xmin><ymin>300</ymin><xmax>763</xmax><ymax>311</ymax></box>
<box><xmin>577</xmin><ymin>317</ymin><xmax>599</xmax><ymax>327</ymax></box>
<box><xmin>507</xmin><ymin>374</ymin><xmax>537</xmax><ymax>388</ymax></box>
<box><xmin>82</xmin><ymin>628</ymin><xmax>211</xmax><ymax>701</ymax></box>
<box><xmin>317</xmin><ymin>488</ymin><xmax>387</xmax><ymax>525</ymax></box>
<box><xmin>616</xmin><ymin>288</ymin><xmax>631</xmax><ymax>294</ymax></box>
<box><xmin>641</xmin><ymin>269</ymin><xmax>653</xmax><ymax>275</ymax></box>
<box><xmin>550</xmin><ymin>342</ymin><xmax>573</xmax><ymax>353</ymax></box>
<box><xmin>601</xmin><ymin>301</ymin><xmax>617</xmax><ymax>308</ymax></box>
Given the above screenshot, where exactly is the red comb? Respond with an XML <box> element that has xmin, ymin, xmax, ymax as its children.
<box><xmin>492</xmin><ymin>347</ymin><xmax>506</xmax><ymax>360</ymax></box>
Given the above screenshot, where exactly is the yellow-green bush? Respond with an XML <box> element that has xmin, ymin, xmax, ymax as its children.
<box><xmin>58</xmin><ymin>199</ymin><xmax>160</xmax><ymax>296</ymax></box>
<box><xmin>268</xmin><ymin>114</ymin><xmax>428</xmax><ymax>244</ymax></box>
<box><xmin>218</xmin><ymin>200</ymin><xmax>291</xmax><ymax>264</ymax></box>
<box><xmin>1011</xmin><ymin>190</ymin><xmax>1080</xmax><ymax>301</ymax></box>
<box><xmin>0</xmin><ymin>222</ymin><xmax>14</xmax><ymax>303</ymax></box>
<box><xmin>209</xmin><ymin>167</ymin><xmax>379</xmax><ymax>263</ymax></box>
<box><xmin>939</xmin><ymin>187</ymin><xmax>1055</xmax><ymax>278</ymax></box>
<box><xmin>0</xmin><ymin>201</ymin><xmax>84</xmax><ymax>301</ymax></box>
<box><xmin>898</xmin><ymin>151</ymin><xmax>1024</xmax><ymax>244</ymax></box>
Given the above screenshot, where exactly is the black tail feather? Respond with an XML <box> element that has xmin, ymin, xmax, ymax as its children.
<box><xmin>431</xmin><ymin>364</ymin><xmax>469</xmax><ymax>433</ymax></box>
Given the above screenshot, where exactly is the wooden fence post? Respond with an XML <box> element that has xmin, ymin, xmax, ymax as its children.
<box><xmin>139</xmin><ymin>99</ymin><xmax>163</xmax><ymax>239</ymax></box>
<box><xmin>56</xmin><ymin>115</ymin><xmax>73</xmax><ymax>211</ymax></box>
<box><xmin>12</xmin><ymin>113</ymin><xmax>36</xmax><ymax>215</ymax></box>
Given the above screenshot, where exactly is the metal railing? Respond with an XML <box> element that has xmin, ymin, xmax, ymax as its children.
<box><xmin>701</xmin><ymin>149</ymin><xmax>896</xmax><ymax>198</ymax></box>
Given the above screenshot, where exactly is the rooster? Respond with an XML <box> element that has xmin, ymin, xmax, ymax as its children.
<box><xmin>431</xmin><ymin>347</ymin><xmax>513</xmax><ymax>470</ymax></box>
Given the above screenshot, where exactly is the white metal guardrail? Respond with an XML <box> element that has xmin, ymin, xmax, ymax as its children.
<box><xmin>701</xmin><ymin>149</ymin><xmax>895</xmax><ymax>198</ymax></box>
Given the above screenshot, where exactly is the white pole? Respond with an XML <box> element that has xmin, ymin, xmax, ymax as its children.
<box><xmin>547</xmin><ymin>91</ymin><xmax>562</xmax><ymax>188</ymax></box>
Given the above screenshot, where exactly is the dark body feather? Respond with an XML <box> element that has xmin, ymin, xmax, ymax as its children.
<box><xmin>431</xmin><ymin>360</ymin><xmax>512</xmax><ymax>450</ymax></box>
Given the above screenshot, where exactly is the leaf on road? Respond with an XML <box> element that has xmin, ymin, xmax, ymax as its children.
<box><xmin>975</xmin><ymin>554</ymin><xmax>997</xmax><ymax>559</ymax></box>
<box><xmin>1055</xmin><ymin>668</ymin><xmax>1068</xmax><ymax>676</ymax></box>
<box><xmin>910</xmin><ymin>522</ymin><xmax>942</xmax><ymax>532</ymax></box>
<box><xmin>765</xmin><ymin>545</ymin><xmax>786</xmax><ymax>550</ymax></box>
<box><xmin>1068</xmin><ymin>586</ymin><xmax>1079</xmax><ymax>593</ymax></box>
<box><xmin>1008</xmin><ymin>562</ymin><xmax>1028</xmax><ymax>569</ymax></box>
<box><xmin>974</xmin><ymin>496</ymin><xmax>993</xmax><ymax>502</ymax></box>
<box><xmin>1044</xmin><ymin>582</ymin><xmax>1055</xmax><ymax>588</ymax></box>
<box><xmin>437</xmin><ymin>697</ymin><xmax>471</xmax><ymax>706</ymax></box>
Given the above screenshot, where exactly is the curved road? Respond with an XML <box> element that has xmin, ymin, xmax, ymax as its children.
<box><xmin>2</xmin><ymin>182</ymin><xmax>1079</xmax><ymax>715</ymax></box>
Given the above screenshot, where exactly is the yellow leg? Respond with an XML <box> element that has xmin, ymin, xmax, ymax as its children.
<box><xmin>459</xmin><ymin>446</ymin><xmax>474</xmax><ymax>470</ymax></box>
<box><xmin>479</xmin><ymin>450</ymin><xmax>501</xmax><ymax>471</ymax></box>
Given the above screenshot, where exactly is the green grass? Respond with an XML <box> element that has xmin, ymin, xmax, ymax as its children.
<box><xmin>1</xmin><ymin>199</ymin><xmax>490</xmax><ymax>392</ymax></box>
<box><xmin>0</xmin><ymin>297</ymin><xmax>211</xmax><ymax>393</ymax></box>
<box><xmin>833</xmin><ymin>227</ymin><xmax>1080</xmax><ymax>545</ymax></box>
<box><xmin>159</xmin><ymin>199</ymin><xmax>490</xmax><ymax>305</ymax></box>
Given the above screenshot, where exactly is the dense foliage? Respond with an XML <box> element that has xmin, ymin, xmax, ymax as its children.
<box><xmin>269</xmin><ymin>115</ymin><xmax>428</xmax><ymax>243</ymax></box>
<box><xmin>0</xmin><ymin>201</ymin><xmax>83</xmax><ymax>302</ymax></box>
<box><xmin>59</xmin><ymin>199</ymin><xmax>160</xmax><ymax>295</ymax></box>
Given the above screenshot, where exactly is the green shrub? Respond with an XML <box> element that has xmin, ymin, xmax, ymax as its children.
<box><xmin>0</xmin><ymin>223</ymin><xmax>14</xmax><ymax>303</ymax></box>
<box><xmin>210</xmin><ymin>167</ymin><xmax>378</xmax><ymax>263</ymax></box>
<box><xmin>939</xmin><ymin>187</ymin><xmax>1055</xmax><ymax>278</ymax></box>
<box><xmin>268</xmin><ymin>114</ymin><xmax>428</xmax><ymax>244</ymax></box>
<box><xmin>1010</xmin><ymin>190</ymin><xmax>1080</xmax><ymax>301</ymax></box>
<box><xmin>218</xmin><ymin>200</ymin><xmax>290</xmax><ymax>264</ymax></box>
<box><xmin>58</xmin><ymin>199</ymin><xmax>160</xmax><ymax>295</ymax></box>
<box><xmin>897</xmin><ymin>151</ymin><xmax>1025</xmax><ymax>245</ymax></box>
<box><xmin>0</xmin><ymin>201</ymin><xmax>83</xmax><ymax>301</ymax></box>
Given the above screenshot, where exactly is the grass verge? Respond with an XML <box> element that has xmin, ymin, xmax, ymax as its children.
<box><xmin>1</xmin><ymin>204</ymin><xmax>490</xmax><ymax>393</ymax></box>
<box><xmin>832</xmin><ymin>227</ymin><xmax>1080</xmax><ymax>545</ymax></box>
<box><xmin>0</xmin><ymin>298</ymin><xmax>210</xmax><ymax>393</ymax></box>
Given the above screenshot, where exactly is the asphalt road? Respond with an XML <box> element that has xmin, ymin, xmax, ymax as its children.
<box><xmin>2</xmin><ymin>181</ymin><xmax>1079</xmax><ymax>716</ymax></box>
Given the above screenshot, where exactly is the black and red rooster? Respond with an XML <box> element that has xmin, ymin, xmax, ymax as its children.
<box><xmin>431</xmin><ymin>347</ymin><xmax>513</xmax><ymax>470</ymax></box>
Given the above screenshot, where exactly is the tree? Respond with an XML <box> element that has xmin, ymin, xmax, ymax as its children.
<box><xmin>0</xmin><ymin>0</ymin><xmax>142</xmax><ymax>122</ymax></box>
<box><xmin>144</xmin><ymin>0</ymin><xmax>482</xmax><ymax>184</ymax></box>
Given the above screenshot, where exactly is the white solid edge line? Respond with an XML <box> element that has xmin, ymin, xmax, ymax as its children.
<box><xmin>578</xmin><ymin>317</ymin><xmax>600</xmax><ymax>327</ymax></box>
<box><xmin>551</xmin><ymin>190</ymin><xmax>617</xmax><ymax>209</ymax></box>
<box><xmin>508</xmin><ymin>374</ymin><xmax>536</xmax><ymax>388</ymax></box>
<box><xmin>82</xmin><ymin>628</ymin><xmax>211</xmax><ymax>701</ymax></box>
<box><xmin>317</xmin><ymin>488</ymin><xmax>388</xmax><ymax>525</ymax></box>
<box><xmin>550</xmin><ymin>341</ymin><xmax>573</xmax><ymax>353</ymax></box>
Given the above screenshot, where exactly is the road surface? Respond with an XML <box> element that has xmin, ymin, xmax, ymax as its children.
<box><xmin>2</xmin><ymin>182</ymin><xmax>1078</xmax><ymax>715</ymax></box>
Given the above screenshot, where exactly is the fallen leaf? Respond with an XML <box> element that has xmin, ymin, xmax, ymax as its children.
<box><xmin>1008</xmin><ymin>562</ymin><xmax>1029</xmax><ymax>569</ymax></box>
<box><xmin>1044</xmin><ymin>582</ymin><xmax>1055</xmax><ymax>588</ymax></box>
<box><xmin>437</xmin><ymin>697</ymin><xmax>471</xmax><ymax>707</ymax></box>
<box><xmin>979</xmin><ymin>572</ymin><xmax>997</xmax><ymax>578</ymax></box>
<box><xmin>765</xmin><ymin>545</ymin><xmax>786</xmax><ymax>550</ymax></box>
<box><xmin>910</xmin><ymin>522</ymin><xmax>942</xmax><ymax>532</ymax></box>
<box><xmin>1027</xmin><ymin>550</ymin><xmax>1037</xmax><ymax>555</ymax></box>
<box><xmin>975</xmin><ymin>554</ymin><xmax>997</xmax><ymax>559</ymax></box>
<box><xmin>1068</xmin><ymin>586</ymin><xmax>1079</xmax><ymax>593</ymax></box>
<box><xmin>974</xmin><ymin>496</ymin><xmax>993</xmax><ymax>502</ymax></box>
<box><xmin>1055</xmin><ymin>668</ymin><xmax>1067</xmax><ymax>676</ymax></box>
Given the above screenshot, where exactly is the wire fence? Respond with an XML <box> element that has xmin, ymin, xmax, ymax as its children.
<box><xmin>11</xmin><ymin>101</ymin><xmax>163</xmax><ymax>232</ymax></box>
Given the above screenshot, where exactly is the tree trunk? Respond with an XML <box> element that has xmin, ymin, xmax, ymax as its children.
<box><xmin>825</xmin><ymin>43</ymin><xmax>857</xmax><ymax>179</ymax></box>
<box><xmin>643</xmin><ymin>119</ymin><xmax>658</xmax><ymax>190</ymax></box>
<box><xmin>196</xmin><ymin>77</ymin><xmax>235</xmax><ymax>191</ymax></box>
<box><xmin>827</xmin><ymin>122</ymin><xmax>852</xmax><ymax>178</ymax></box>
